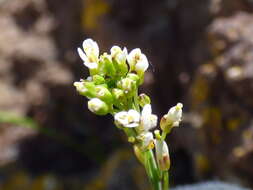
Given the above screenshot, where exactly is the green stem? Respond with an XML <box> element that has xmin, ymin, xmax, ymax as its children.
<box><xmin>162</xmin><ymin>171</ymin><xmax>169</xmax><ymax>190</ymax></box>
<box><xmin>144</xmin><ymin>150</ymin><xmax>162</xmax><ymax>190</ymax></box>
<box><xmin>134</xmin><ymin>90</ymin><xmax>140</xmax><ymax>112</ymax></box>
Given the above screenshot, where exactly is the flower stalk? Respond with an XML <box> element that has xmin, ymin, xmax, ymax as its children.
<box><xmin>74</xmin><ymin>38</ymin><xmax>183</xmax><ymax>190</ymax></box>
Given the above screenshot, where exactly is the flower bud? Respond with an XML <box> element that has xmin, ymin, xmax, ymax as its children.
<box><xmin>110</xmin><ymin>46</ymin><xmax>128</xmax><ymax>76</ymax></box>
<box><xmin>95</xmin><ymin>85</ymin><xmax>113</xmax><ymax>104</ymax></box>
<box><xmin>128</xmin><ymin>136</ymin><xmax>135</xmax><ymax>143</ymax></box>
<box><xmin>155</xmin><ymin>140</ymin><xmax>170</xmax><ymax>171</ymax></box>
<box><xmin>154</xmin><ymin>130</ymin><xmax>161</xmax><ymax>140</ymax></box>
<box><xmin>117</xmin><ymin>78</ymin><xmax>136</xmax><ymax>93</ymax></box>
<box><xmin>74</xmin><ymin>81</ymin><xmax>96</xmax><ymax>98</ymax></box>
<box><xmin>138</xmin><ymin>93</ymin><xmax>151</xmax><ymax>107</ymax></box>
<box><xmin>160</xmin><ymin>103</ymin><xmax>183</xmax><ymax>133</ymax></box>
<box><xmin>74</xmin><ymin>81</ymin><xmax>86</xmax><ymax>94</ymax></box>
<box><xmin>100</xmin><ymin>53</ymin><xmax>116</xmax><ymax>77</ymax></box>
<box><xmin>112</xmin><ymin>88</ymin><xmax>124</xmax><ymax>100</ymax></box>
<box><xmin>92</xmin><ymin>75</ymin><xmax>105</xmax><ymax>85</ymax></box>
<box><xmin>88</xmin><ymin>98</ymin><xmax>109</xmax><ymax>115</ymax></box>
<box><xmin>126</xmin><ymin>73</ymin><xmax>140</xmax><ymax>85</ymax></box>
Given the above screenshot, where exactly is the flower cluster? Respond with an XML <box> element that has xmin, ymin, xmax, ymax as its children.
<box><xmin>74</xmin><ymin>38</ymin><xmax>183</xmax><ymax>174</ymax></box>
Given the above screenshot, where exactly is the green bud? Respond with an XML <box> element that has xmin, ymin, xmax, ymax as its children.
<box><xmin>112</xmin><ymin>88</ymin><xmax>124</xmax><ymax>100</ymax></box>
<box><xmin>117</xmin><ymin>78</ymin><xmax>136</xmax><ymax>93</ymax></box>
<box><xmin>111</xmin><ymin>88</ymin><xmax>125</xmax><ymax>109</ymax></box>
<box><xmin>138</xmin><ymin>93</ymin><xmax>151</xmax><ymax>107</ymax></box>
<box><xmin>92</xmin><ymin>75</ymin><xmax>105</xmax><ymax>85</ymax></box>
<box><xmin>74</xmin><ymin>81</ymin><xmax>96</xmax><ymax>98</ymax></box>
<box><xmin>126</xmin><ymin>73</ymin><xmax>140</xmax><ymax>85</ymax></box>
<box><xmin>128</xmin><ymin>136</ymin><xmax>135</xmax><ymax>143</ymax></box>
<box><xmin>74</xmin><ymin>81</ymin><xmax>86</xmax><ymax>94</ymax></box>
<box><xmin>111</xmin><ymin>46</ymin><xmax>128</xmax><ymax>76</ymax></box>
<box><xmin>95</xmin><ymin>85</ymin><xmax>113</xmax><ymax>104</ymax></box>
<box><xmin>100</xmin><ymin>53</ymin><xmax>116</xmax><ymax>77</ymax></box>
<box><xmin>88</xmin><ymin>98</ymin><xmax>109</xmax><ymax>115</ymax></box>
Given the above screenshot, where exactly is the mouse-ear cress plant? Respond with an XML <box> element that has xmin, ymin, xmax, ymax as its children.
<box><xmin>74</xmin><ymin>38</ymin><xmax>183</xmax><ymax>190</ymax></box>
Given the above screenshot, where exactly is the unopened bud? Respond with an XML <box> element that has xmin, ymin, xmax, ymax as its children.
<box><xmin>160</xmin><ymin>103</ymin><xmax>183</xmax><ymax>133</ymax></box>
<box><xmin>155</xmin><ymin>140</ymin><xmax>170</xmax><ymax>171</ymax></box>
<box><xmin>74</xmin><ymin>81</ymin><xmax>96</xmax><ymax>98</ymax></box>
<box><xmin>100</xmin><ymin>53</ymin><xmax>116</xmax><ymax>77</ymax></box>
<box><xmin>95</xmin><ymin>85</ymin><xmax>113</xmax><ymax>104</ymax></box>
<box><xmin>126</xmin><ymin>73</ymin><xmax>140</xmax><ymax>85</ymax></box>
<box><xmin>138</xmin><ymin>93</ymin><xmax>151</xmax><ymax>107</ymax></box>
<box><xmin>154</xmin><ymin>130</ymin><xmax>161</xmax><ymax>140</ymax></box>
<box><xmin>117</xmin><ymin>78</ymin><xmax>136</xmax><ymax>93</ymax></box>
<box><xmin>111</xmin><ymin>46</ymin><xmax>128</xmax><ymax>76</ymax></box>
<box><xmin>112</xmin><ymin>88</ymin><xmax>124</xmax><ymax>100</ymax></box>
<box><xmin>92</xmin><ymin>75</ymin><xmax>105</xmax><ymax>85</ymax></box>
<box><xmin>88</xmin><ymin>98</ymin><xmax>109</xmax><ymax>115</ymax></box>
<box><xmin>128</xmin><ymin>136</ymin><xmax>135</xmax><ymax>143</ymax></box>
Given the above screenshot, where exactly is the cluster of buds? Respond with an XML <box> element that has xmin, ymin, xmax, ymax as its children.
<box><xmin>74</xmin><ymin>38</ymin><xmax>183</xmax><ymax>173</ymax></box>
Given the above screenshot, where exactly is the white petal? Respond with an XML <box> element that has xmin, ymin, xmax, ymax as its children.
<box><xmin>110</xmin><ymin>46</ymin><xmax>121</xmax><ymax>56</ymax></box>
<box><xmin>83</xmin><ymin>62</ymin><xmax>98</xmax><ymax>69</ymax></box>
<box><xmin>115</xmin><ymin>111</ymin><xmax>128</xmax><ymax>125</ymax></box>
<box><xmin>88</xmin><ymin>98</ymin><xmax>104</xmax><ymax>112</ymax></box>
<box><xmin>135</xmin><ymin>54</ymin><xmax>149</xmax><ymax>72</ymax></box>
<box><xmin>123</xmin><ymin>47</ymin><xmax>128</xmax><ymax>55</ymax></box>
<box><xmin>155</xmin><ymin>140</ymin><xmax>169</xmax><ymax>159</ymax></box>
<box><xmin>164</xmin><ymin>103</ymin><xmax>183</xmax><ymax>127</ymax></box>
<box><xmin>126</xmin><ymin>123</ymin><xmax>139</xmax><ymax>128</ymax></box>
<box><xmin>141</xmin><ymin>104</ymin><xmax>152</xmax><ymax>116</ymax></box>
<box><xmin>140</xmin><ymin>104</ymin><xmax>157</xmax><ymax>131</ymax></box>
<box><xmin>127</xmin><ymin>48</ymin><xmax>141</xmax><ymax>67</ymax></box>
<box><xmin>129</xmin><ymin>48</ymin><xmax>141</xmax><ymax>57</ymax></box>
<box><xmin>77</xmin><ymin>47</ymin><xmax>88</xmax><ymax>62</ymax></box>
<box><xmin>128</xmin><ymin>109</ymin><xmax>141</xmax><ymax>122</ymax></box>
<box><xmin>142</xmin><ymin>132</ymin><xmax>154</xmax><ymax>148</ymax></box>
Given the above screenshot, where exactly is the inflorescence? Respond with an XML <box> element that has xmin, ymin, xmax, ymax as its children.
<box><xmin>74</xmin><ymin>38</ymin><xmax>183</xmax><ymax>174</ymax></box>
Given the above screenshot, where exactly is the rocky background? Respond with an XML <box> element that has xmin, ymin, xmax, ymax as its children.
<box><xmin>1</xmin><ymin>0</ymin><xmax>253</xmax><ymax>189</ymax></box>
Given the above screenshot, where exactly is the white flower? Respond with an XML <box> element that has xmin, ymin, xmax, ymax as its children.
<box><xmin>164</xmin><ymin>103</ymin><xmax>183</xmax><ymax>127</ymax></box>
<box><xmin>140</xmin><ymin>104</ymin><xmax>158</xmax><ymax>131</ymax></box>
<box><xmin>77</xmin><ymin>38</ymin><xmax>99</xmax><ymax>69</ymax></box>
<box><xmin>138</xmin><ymin>132</ymin><xmax>154</xmax><ymax>149</ymax></box>
<box><xmin>155</xmin><ymin>140</ymin><xmax>170</xmax><ymax>171</ymax></box>
<box><xmin>114</xmin><ymin>109</ymin><xmax>140</xmax><ymax>128</ymax></box>
<box><xmin>127</xmin><ymin>48</ymin><xmax>149</xmax><ymax>73</ymax></box>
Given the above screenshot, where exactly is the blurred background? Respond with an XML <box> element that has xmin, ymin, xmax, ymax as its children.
<box><xmin>1</xmin><ymin>0</ymin><xmax>253</xmax><ymax>189</ymax></box>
